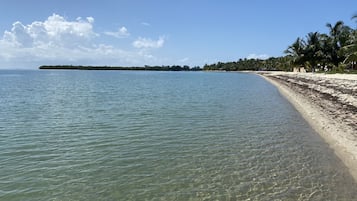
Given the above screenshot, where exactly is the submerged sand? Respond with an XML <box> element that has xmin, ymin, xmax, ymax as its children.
<box><xmin>258</xmin><ymin>72</ymin><xmax>357</xmax><ymax>181</ymax></box>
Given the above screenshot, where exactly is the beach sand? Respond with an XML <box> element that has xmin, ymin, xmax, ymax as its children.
<box><xmin>258</xmin><ymin>72</ymin><xmax>357</xmax><ymax>181</ymax></box>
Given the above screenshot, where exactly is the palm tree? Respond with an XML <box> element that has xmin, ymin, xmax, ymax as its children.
<box><xmin>343</xmin><ymin>47</ymin><xmax>357</xmax><ymax>70</ymax></box>
<box><xmin>326</xmin><ymin>21</ymin><xmax>344</xmax><ymax>38</ymax></box>
<box><xmin>342</xmin><ymin>25</ymin><xmax>357</xmax><ymax>70</ymax></box>
<box><xmin>353</xmin><ymin>14</ymin><xmax>357</xmax><ymax>23</ymax></box>
<box><xmin>325</xmin><ymin>21</ymin><xmax>352</xmax><ymax>67</ymax></box>
<box><xmin>284</xmin><ymin>37</ymin><xmax>306</xmax><ymax>67</ymax></box>
<box><xmin>305</xmin><ymin>32</ymin><xmax>324</xmax><ymax>71</ymax></box>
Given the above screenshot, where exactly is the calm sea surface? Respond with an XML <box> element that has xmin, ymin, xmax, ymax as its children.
<box><xmin>0</xmin><ymin>70</ymin><xmax>356</xmax><ymax>200</ymax></box>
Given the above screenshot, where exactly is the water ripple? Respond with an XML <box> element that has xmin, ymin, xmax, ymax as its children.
<box><xmin>0</xmin><ymin>71</ymin><xmax>356</xmax><ymax>200</ymax></box>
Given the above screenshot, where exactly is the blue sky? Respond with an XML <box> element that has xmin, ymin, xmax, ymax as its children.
<box><xmin>0</xmin><ymin>0</ymin><xmax>356</xmax><ymax>69</ymax></box>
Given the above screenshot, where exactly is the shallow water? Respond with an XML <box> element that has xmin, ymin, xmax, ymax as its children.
<box><xmin>0</xmin><ymin>70</ymin><xmax>356</xmax><ymax>200</ymax></box>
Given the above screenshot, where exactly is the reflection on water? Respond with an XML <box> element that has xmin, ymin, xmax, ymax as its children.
<box><xmin>0</xmin><ymin>70</ymin><xmax>356</xmax><ymax>200</ymax></box>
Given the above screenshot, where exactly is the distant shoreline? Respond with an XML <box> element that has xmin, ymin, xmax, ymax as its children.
<box><xmin>258</xmin><ymin>72</ymin><xmax>357</xmax><ymax>182</ymax></box>
<box><xmin>39</xmin><ymin>65</ymin><xmax>202</xmax><ymax>71</ymax></box>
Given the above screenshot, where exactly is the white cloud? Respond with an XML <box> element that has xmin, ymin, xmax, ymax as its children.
<box><xmin>132</xmin><ymin>36</ymin><xmax>165</xmax><ymax>49</ymax></box>
<box><xmin>1</xmin><ymin>13</ymin><xmax>97</xmax><ymax>49</ymax></box>
<box><xmin>104</xmin><ymin>26</ymin><xmax>130</xmax><ymax>38</ymax></box>
<box><xmin>141</xmin><ymin>22</ymin><xmax>151</xmax><ymax>26</ymax></box>
<box><xmin>178</xmin><ymin>57</ymin><xmax>189</xmax><ymax>63</ymax></box>
<box><xmin>86</xmin><ymin>17</ymin><xmax>95</xmax><ymax>24</ymax></box>
<box><xmin>0</xmin><ymin>14</ymin><xmax>165</xmax><ymax>68</ymax></box>
<box><xmin>247</xmin><ymin>53</ymin><xmax>269</xmax><ymax>60</ymax></box>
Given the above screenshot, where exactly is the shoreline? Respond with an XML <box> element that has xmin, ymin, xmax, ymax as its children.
<box><xmin>38</xmin><ymin>65</ymin><xmax>202</xmax><ymax>71</ymax></box>
<box><xmin>258</xmin><ymin>72</ymin><xmax>357</xmax><ymax>182</ymax></box>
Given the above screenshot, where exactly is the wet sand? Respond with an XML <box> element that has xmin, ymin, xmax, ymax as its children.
<box><xmin>258</xmin><ymin>72</ymin><xmax>357</xmax><ymax>181</ymax></box>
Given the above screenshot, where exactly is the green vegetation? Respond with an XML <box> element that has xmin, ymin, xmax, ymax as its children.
<box><xmin>203</xmin><ymin>56</ymin><xmax>293</xmax><ymax>71</ymax></box>
<box><xmin>39</xmin><ymin>65</ymin><xmax>202</xmax><ymax>71</ymax></box>
<box><xmin>204</xmin><ymin>15</ymin><xmax>357</xmax><ymax>72</ymax></box>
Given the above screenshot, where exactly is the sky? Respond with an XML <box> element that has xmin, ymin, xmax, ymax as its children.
<box><xmin>0</xmin><ymin>0</ymin><xmax>356</xmax><ymax>69</ymax></box>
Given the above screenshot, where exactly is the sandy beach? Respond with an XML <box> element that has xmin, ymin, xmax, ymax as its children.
<box><xmin>258</xmin><ymin>72</ymin><xmax>357</xmax><ymax>181</ymax></box>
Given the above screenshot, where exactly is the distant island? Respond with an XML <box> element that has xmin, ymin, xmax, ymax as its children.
<box><xmin>39</xmin><ymin>65</ymin><xmax>202</xmax><ymax>71</ymax></box>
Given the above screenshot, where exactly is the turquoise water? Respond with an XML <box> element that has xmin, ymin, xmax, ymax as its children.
<box><xmin>0</xmin><ymin>70</ymin><xmax>356</xmax><ymax>200</ymax></box>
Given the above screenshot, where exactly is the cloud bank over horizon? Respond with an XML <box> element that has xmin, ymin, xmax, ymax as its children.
<box><xmin>0</xmin><ymin>14</ymin><xmax>166</xmax><ymax>68</ymax></box>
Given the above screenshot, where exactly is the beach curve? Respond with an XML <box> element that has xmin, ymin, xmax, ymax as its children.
<box><xmin>257</xmin><ymin>72</ymin><xmax>357</xmax><ymax>182</ymax></box>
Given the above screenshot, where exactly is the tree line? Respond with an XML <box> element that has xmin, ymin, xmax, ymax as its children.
<box><xmin>204</xmin><ymin>15</ymin><xmax>357</xmax><ymax>72</ymax></box>
<box><xmin>39</xmin><ymin>65</ymin><xmax>202</xmax><ymax>71</ymax></box>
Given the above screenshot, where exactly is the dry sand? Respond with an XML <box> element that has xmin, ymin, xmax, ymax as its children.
<box><xmin>257</xmin><ymin>72</ymin><xmax>357</xmax><ymax>181</ymax></box>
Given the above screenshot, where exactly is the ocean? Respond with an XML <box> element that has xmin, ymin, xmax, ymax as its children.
<box><xmin>0</xmin><ymin>70</ymin><xmax>356</xmax><ymax>200</ymax></box>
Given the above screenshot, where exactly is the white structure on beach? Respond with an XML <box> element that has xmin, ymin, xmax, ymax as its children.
<box><xmin>293</xmin><ymin>67</ymin><xmax>306</xmax><ymax>73</ymax></box>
